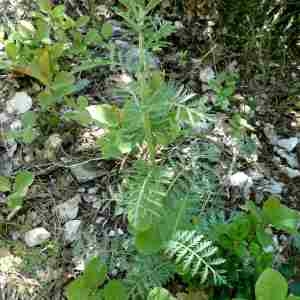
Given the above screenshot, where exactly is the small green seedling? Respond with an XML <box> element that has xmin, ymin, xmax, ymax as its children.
<box><xmin>66</xmin><ymin>257</ymin><xmax>127</xmax><ymax>300</ymax></box>
<box><xmin>0</xmin><ymin>171</ymin><xmax>34</xmax><ymax>209</ymax></box>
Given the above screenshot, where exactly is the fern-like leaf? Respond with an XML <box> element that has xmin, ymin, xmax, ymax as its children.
<box><xmin>164</xmin><ymin>230</ymin><xmax>226</xmax><ymax>284</ymax></box>
<box><xmin>125</xmin><ymin>160</ymin><xmax>172</xmax><ymax>232</ymax></box>
<box><xmin>125</xmin><ymin>255</ymin><xmax>175</xmax><ymax>300</ymax></box>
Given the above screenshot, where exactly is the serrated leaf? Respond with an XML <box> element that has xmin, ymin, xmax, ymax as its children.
<box><xmin>103</xmin><ymin>280</ymin><xmax>127</xmax><ymax>300</ymax></box>
<box><xmin>0</xmin><ymin>176</ymin><xmax>11</xmax><ymax>192</ymax></box>
<box><xmin>255</xmin><ymin>268</ymin><xmax>288</xmax><ymax>300</ymax></box>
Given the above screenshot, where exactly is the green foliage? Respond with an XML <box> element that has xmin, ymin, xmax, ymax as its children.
<box><xmin>3</xmin><ymin>0</ymin><xmax>111</xmax><ymax>114</ymax></box>
<box><xmin>125</xmin><ymin>255</ymin><xmax>175</xmax><ymax>300</ymax></box>
<box><xmin>115</xmin><ymin>0</ymin><xmax>175</xmax><ymax>52</ymax></box>
<box><xmin>87</xmin><ymin>72</ymin><xmax>205</xmax><ymax>159</ymax></box>
<box><xmin>165</xmin><ymin>230</ymin><xmax>226</xmax><ymax>284</ymax></box>
<box><xmin>5</xmin><ymin>171</ymin><xmax>34</xmax><ymax>209</ymax></box>
<box><xmin>8</xmin><ymin>111</ymin><xmax>39</xmax><ymax>144</ymax></box>
<box><xmin>66</xmin><ymin>257</ymin><xmax>127</xmax><ymax>300</ymax></box>
<box><xmin>124</xmin><ymin>160</ymin><xmax>172</xmax><ymax>232</ymax></box>
<box><xmin>209</xmin><ymin>72</ymin><xmax>238</xmax><ymax>111</ymax></box>
<box><xmin>147</xmin><ymin>287</ymin><xmax>176</xmax><ymax>300</ymax></box>
<box><xmin>255</xmin><ymin>268</ymin><xmax>300</xmax><ymax>300</ymax></box>
<box><xmin>198</xmin><ymin>199</ymin><xmax>300</xmax><ymax>298</ymax></box>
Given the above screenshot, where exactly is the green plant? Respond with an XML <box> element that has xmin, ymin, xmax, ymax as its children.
<box><xmin>147</xmin><ymin>287</ymin><xmax>176</xmax><ymax>300</ymax></box>
<box><xmin>2</xmin><ymin>0</ymin><xmax>112</xmax><ymax>141</ymax></box>
<box><xmin>255</xmin><ymin>268</ymin><xmax>300</xmax><ymax>300</ymax></box>
<box><xmin>208</xmin><ymin>72</ymin><xmax>239</xmax><ymax>111</ymax></box>
<box><xmin>165</xmin><ymin>230</ymin><xmax>226</xmax><ymax>284</ymax></box>
<box><xmin>0</xmin><ymin>171</ymin><xmax>34</xmax><ymax>209</ymax></box>
<box><xmin>66</xmin><ymin>257</ymin><xmax>127</xmax><ymax>300</ymax></box>
<box><xmin>199</xmin><ymin>198</ymin><xmax>300</xmax><ymax>299</ymax></box>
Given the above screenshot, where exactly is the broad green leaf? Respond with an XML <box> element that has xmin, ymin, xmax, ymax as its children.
<box><xmin>81</xmin><ymin>257</ymin><xmax>107</xmax><ymax>290</ymax></box>
<box><xmin>0</xmin><ymin>176</ymin><xmax>11</xmax><ymax>192</ymax></box>
<box><xmin>263</xmin><ymin>197</ymin><xmax>300</xmax><ymax>234</ymax></box>
<box><xmin>37</xmin><ymin>0</ymin><xmax>52</xmax><ymax>12</ymax></box>
<box><xmin>5</xmin><ymin>43</ymin><xmax>18</xmax><ymax>61</ymax></box>
<box><xmin>135</xmin><ymin>225</ymin><xmax>164</xmax><ymax>254</ymax></box>
<box><xmin>14</xmin><ymin>171</ymin><xmax>34</xmax><ymax>195</ymax></box>
<box><xmin>65</xmin><ymin>277</ymin><xmax>90</xmax><ymax>300</ymax></box>
<box><xmin>101</xmin><ymin>22</ymin><xmax>113</xmax><ymax>39</ymax></box>
<box><xmin>147</xmin><ymin>287</ymin><xmax>176</xmax><ymax>300</ymax></box>
<box><xmin>255</xmin><ymin>268</ymin><xmax>288</xmax><ymax>300</ymax></box>
<box><xmin>103</xmin><ymin>280</ymin><xmax>127</xmax><ymax>300</ymax></box>
<box><xmin>66</xmin><ymin>257</ymin><xmax>107</xmax><ymax>300</ymax></box>
<box><xmin>87</xmin><ymin>104</ymin><xmax>120</xmax><ymax>127</ymax></box>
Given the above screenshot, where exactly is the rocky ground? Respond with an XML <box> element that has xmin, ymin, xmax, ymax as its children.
<box><xmin>0</xmin><ymin>1</ymin><xmax>299</xmax><ymax>299</ymax></box>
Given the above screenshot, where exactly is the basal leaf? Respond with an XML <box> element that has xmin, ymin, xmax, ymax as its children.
<box><xmin>255</xmin><ymin>268</ymin><xmax>288</xmax><ymax>300</ymax></box>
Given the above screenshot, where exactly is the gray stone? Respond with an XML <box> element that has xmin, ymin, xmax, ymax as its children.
<box><xmin>6</xmin><ymin>92</ymin><xmax>32</xmax><ymax>115</ymax></box>
<box><xmin>70</xmin><ymin>162</ymin><xmax>103</xmax><ymax>183</ymax></box>
<box><xmin>64</xmin><ymin>220</ymin><xmax>81</xmax><ymax>243</ymax></box>
<box><xmin>277</xmin><ymin>137</ymin><xmax>298</xmax><ymax>152</ymax></box>
<box><xmin>24</xmin><ymin>228</ymin><xmax>51</xmax><ymax>247</ymax></box>
<box><xmin>54</xmin><ymin>194</ymin><xmax>81</xmax><ymax>222</ymax></box>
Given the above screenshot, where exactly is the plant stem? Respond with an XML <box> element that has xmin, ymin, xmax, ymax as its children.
<box><xmin>138</xmin><ymin>26</ymin><xmax>156</xmax><ymax>164</ymax></box>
